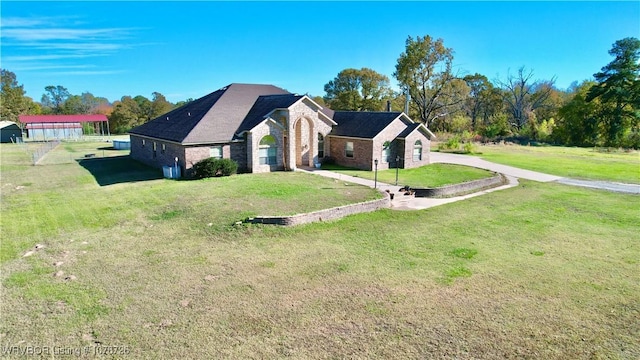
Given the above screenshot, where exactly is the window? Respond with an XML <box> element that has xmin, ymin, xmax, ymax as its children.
<box><xmin>413</xmin><ymin>140</ymin><xmax>422</xmax><ymax>161</ymax></box>
<box><xmin>210</xmin><ymin>146</ymin><xmax>222</xmax><ymax>159</ymax></box>
<box><xmin>161</xmin><ymin>143</ymin><xmax>166</xmax><ymax>154</ymax></box>
<box><xmin>317</xmin><ymin>133</ymin><xmax>324</xmax><ymax>158</ymax></box>
<box><xmin>142</xmin><ymin>139</ymin><xmax>145</xmax><ymax>147</ymax></box>
<box><xmin>345</xmin><ymin>141</ymin><xmax>354</xmax><ymax>158</ymax></box>
<box><xmin>382</xmin><ymin>141</ymin><xmax>391</xmax><ymax>163</ymax></box>
<box><xmin>259</xmin><ymin>135</ymin><xmax>277</xmax><ymax>165</ymax></box>
<box><xmin>153</xmin><ymin>142</ymin><xmax>157</xmax><ymax>158</ymax></box>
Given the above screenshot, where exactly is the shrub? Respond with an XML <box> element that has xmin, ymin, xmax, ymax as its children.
<box><xmin>463</xmin><ymin>142</ymin><xmax>476</xmax><ymax>154</ymax></box>
<box><xmin>481</xmin><ymin>113</ymin><xmax>511</xmax><ymax>139</ymax></box>
<box><xmin>438</xmin><ymin>134</ymin><xmax>461</xmax><ymax>151</ymax></box>
<box><xmin>193</xmin><ymin>158</ymin><xmax>238</xmax><ymax>179</ymax></box>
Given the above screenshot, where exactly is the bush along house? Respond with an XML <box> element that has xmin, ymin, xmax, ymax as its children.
<box><xmin>129</xmin><ymin>83</ymin><xmax>435</xmax><ymax>177</ymax></box>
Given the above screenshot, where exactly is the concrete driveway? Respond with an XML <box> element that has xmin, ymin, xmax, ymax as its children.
<box><xmin>430</xmin><ymin>152</ymin><xmax>562</xmax><ymax>182</ymax></box>
<box><xmin>431</xmin><ymin>152</ymin><xmax>640</xmax><ymax>194</ymax></box>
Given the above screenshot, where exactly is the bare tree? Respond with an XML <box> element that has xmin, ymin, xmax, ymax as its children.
<box><xmin>394</xmin><ymin>35</ymin><xmax>467</xmax><ymax>127</ymax></box>
<box><xmin>496</xmin><ymin>67</ymin><xmax>556</xmax><ymax>129</ymax></box>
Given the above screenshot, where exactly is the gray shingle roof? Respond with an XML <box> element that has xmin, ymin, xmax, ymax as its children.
<box><xmin>396</xmin><ymin>122</ymin><xmax>421</xmax><ymax>138</ymax></box>
<box><xmin>329</xmin><ymin>111</ymin><xmax>403</xmax><ymax>139</ymax></box>
<box><xmin>129</xmin><ymin>84</ymin><xmax>289</xmax><ymax>144</ymax></box>
<box><xmin>234</xmin><ymin>94</ymin><xmax>304</xmax><ymax>138</ymax></box>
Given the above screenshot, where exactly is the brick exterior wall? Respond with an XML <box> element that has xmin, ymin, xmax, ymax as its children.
<box><xmin>244</xmin><ymin>99</ymin><xmax>334</xmax><ymax>173</ymax></box>
<box><xmin>130</xmin><ymin>98</ymin><xmax>433</xmax><ymax>177</ymax></box>
<box><xmin>130</xmin><ymin>135</ymin><xmax>186</xmax><ymax>172</ymax></box>
<box><xmin>230</xmin><ymin>141</ymin><xmax>247</xmax><ymax>172</ymax></box>
<box><xmin>287</xmin><ymin>100</ymin><xmax>333</xmax><ymax>170</ymax></box>
<box><xmin>248</xmin><ymin>121</ymin><xmax>285</xmax><ymax>173</ymax></box>
<box><xmin>324</xmin><ymin>118</ymin><xmax>433</xmax><ymax>171</ymax></box>
<box><xmin>372</xmin><ymin>118</ymin><xmax>409</xmax><ymax>171</ymax></box>
<box><xmin>402</xmin><ymin>131</ymin><xmax>431</xmax><ymax>169</ymax></box>
<box><xmin>328</xmin><ymin>136</ymin><xmax>374</xmax><ymax>170</ymax></box>
<box><xmin>130</xmin><ymin>134</ymin><xmax>236</xmax><ymax>177</ymax></box>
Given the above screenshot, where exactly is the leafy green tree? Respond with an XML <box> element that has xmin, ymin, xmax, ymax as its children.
<box><xmin>108</xmin><ymin>96</ymin><xmax>143</xmax><ymax>133</ymax></box>
<box><xmin>323</xmin><ymin>68</ymin><xmax>392</xmax><ymax>111</ymax></box>
<box><xmin>62</xmin><ymin>95</ymin><xmax>89</xmax><ymax>114</ymax></box>
<box><xmin>150</xmin><ymin>92</ymin><xmax>173</xmax><ymax>119</ymax></box>
<box><xmin>1</xmin><ymin>69</ymin><xmax>36</xmax><ymax>123</ymax></box>
<box><xmin>463</xmin><ymin>73</ymin><xmax>494</xmax><ymax>130</ymax></box>
<box><xmin>554</xmin><ymin>81</ymin><xmax>600</xmax><ymax>146</ymax></box>
<box><xmin>394</xmin><ymin>35</ymin><xmax>465</xmax><ymax>127</ymax></box>
<box><xmin>133</xmin><ymin>95</ymin><xmax>152</xmax><ymax>120</ymax></box>
<box><xmin>586</xmin><ymin>37</ymin><xmax>640</xmax><ymax>147</ymax></box>
<box><xmin>496</xmin><ymin>67</ymin><xmax>556</xmax><ymax>130</ymax></box>
<box><xmin>174</xmin><ymin>98</ymin><xmax>194</xmax><ymax>108</ymax></box>
<box><xmin>41</xmin><ymin>85</ymin><xmax>70</xmax><ymax>114</ymax></box>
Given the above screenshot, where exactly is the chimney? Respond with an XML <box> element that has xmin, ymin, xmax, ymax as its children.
<box><xmin>386</xmin><ymin>100</ymin><xmax>391</xmax><ymax>112</ymax></box>
<box><xmin>404</xmin><ymin>90</ymin><xmax>410</xmax><ymax>114</ymax></box>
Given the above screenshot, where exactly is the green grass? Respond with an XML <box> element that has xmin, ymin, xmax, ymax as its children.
<box><xmin>1</xmin><ymin>142</ymin><xmax>639</xmax><ymax>358</ymax></box>
<box><xmin>322</xmin><ymin>163</ymin><xmax>495</xmax><ymax>188</ymax></box>
<box><xmin>471</xmin><ymin>143</ymin><xmax>640</xmax><ymax>184</ymax></box>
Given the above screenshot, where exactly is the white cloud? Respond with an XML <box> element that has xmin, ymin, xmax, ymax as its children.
<box><xmin>4</xmin><ymin>54</ymin><xmax>103</xmax><ymax>62</ymax></box>
<box><xmin>0</xmin><ymin>16</ymin><xmax>139</xmax><ymax>77</ymax></box>
<box><xmin>1</xmin><ymin>27</ymin><xmax>131</xmax><ymax>42</ymax></box>
<box><xmin>52</xmin><ymin>70</ymin><xmax>126</xmax><ymax>76</ymax></box>
<box><xmin>0</xmin><ymin>17</ymin><xmax>51</xmax><ymax>28</ymax></box>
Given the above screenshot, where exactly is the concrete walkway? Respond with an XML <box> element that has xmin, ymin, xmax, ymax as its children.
<box><xmin>298</xmin><ymin>152</ymin><xmax>638</xmax><ymax>211</ymax></box>
<box><xmin>297</xmin><ymin>168</ymin><xmax>519</xmax><ymax>211</ymax></box>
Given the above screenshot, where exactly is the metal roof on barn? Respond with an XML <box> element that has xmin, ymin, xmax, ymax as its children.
<box><xmin>19</xmin><ymin>115</ymin><xmax>108</xmax><ymax>123</ymax></box>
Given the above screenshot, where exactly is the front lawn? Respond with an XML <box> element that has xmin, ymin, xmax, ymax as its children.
<box><xmin>322</xmin><ymin>162</ymin><xmax>495</xmax><ymax>188</ymax></box>
<box><xmin>1</xmin><ymin>142</ymin><xmax>638</xmax><ymax>358</ymax></box>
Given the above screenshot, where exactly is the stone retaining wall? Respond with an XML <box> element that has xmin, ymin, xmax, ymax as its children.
<box><xmin>413</xmin><ymin>174</ymin><xmax>505</xmax><ymax>198</ymax></box>
<box><xmin>249</xmin><ymin>193</ymin><xmax>391</xmax><ymax>226</ymax></box>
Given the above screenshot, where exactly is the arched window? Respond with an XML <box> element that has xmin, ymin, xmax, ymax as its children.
<box><xmin>413</xmin><ymin>140</ymin><xmax>422</xmax><ymax>161</ymax></box>
<box><xmin>317</xmin><ymin>133</ymin><xmax>325</xmax><ymax>158</ymax></box>
<box><xmin>259</xmin><ymin>135</ymin><xmax>277</xmax><ymax>165</ymax></box>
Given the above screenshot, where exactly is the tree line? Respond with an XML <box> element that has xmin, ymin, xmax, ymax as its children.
<box><xmin>0</xmin><ymin>71</ymin><xmax>187</xmax><ymax>134</ymax></box>
<box><xmin>323</xmin><ymin>36</ymin><xmax>639</xmax><ymax>148</ymax></box>
<box><xmin>2</xmin><ymin>36</ymin><xmax>638</xmax><ymax>148</ymax></box>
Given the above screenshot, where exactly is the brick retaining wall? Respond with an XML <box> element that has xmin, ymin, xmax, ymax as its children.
<box><xmin>412</xmin><ymin>174</ymin><xmax>505</xmax><ymax>198</ymax></box>
<box><xmin>248</xmin><ymin>192</ymin><xmax>391</xmax><ymax>226</ymax></box>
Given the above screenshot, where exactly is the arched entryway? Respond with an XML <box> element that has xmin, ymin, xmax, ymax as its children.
<box><xmin>293</xmin><ymin>117</ymin><xmax>314</xmax><ymax>167</ymax></box>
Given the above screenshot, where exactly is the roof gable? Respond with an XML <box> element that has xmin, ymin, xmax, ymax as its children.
<box><xmin>235</xmin><ymin>94</ymin><xmax>303</xmax><ymax>137</ymax></box>
<box><xmin>397</xmin><ymin>122</ymin><xmax>436</xmax><ymax>140</ymax></box>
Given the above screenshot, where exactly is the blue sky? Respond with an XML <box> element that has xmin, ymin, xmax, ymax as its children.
<box><xmin>1</xmin><ymin>1</ymin><xmax>639</xmax><ymax>104</ymax></box>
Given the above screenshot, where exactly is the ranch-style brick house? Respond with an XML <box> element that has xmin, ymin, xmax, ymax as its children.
<box><xmin>129</xmin><ymin>83</ymin><xmax>435</xmax><ymax>176</ymax></box>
